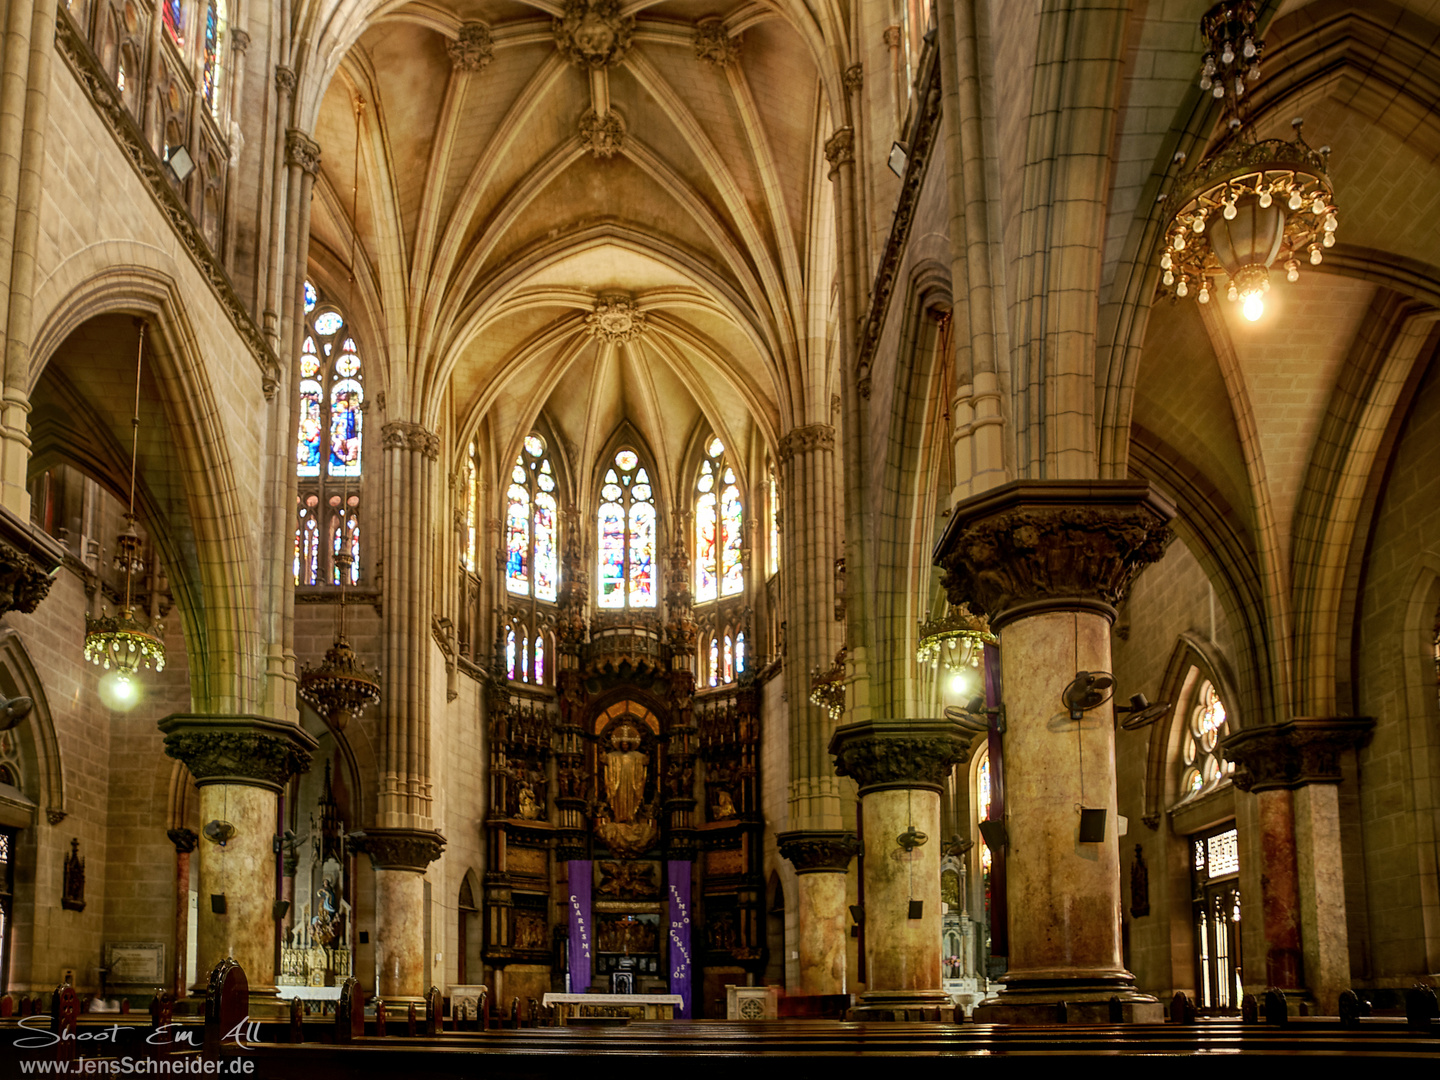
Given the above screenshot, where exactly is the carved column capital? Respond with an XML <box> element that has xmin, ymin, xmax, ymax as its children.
<box><xmin>448</xmin><ymin>23</ymin><xmax>494</xmax><ymax>72</ymax></box>
<box><xmin>935</xmin><ymin>480</ymin><xmax>1175</xmax><ymax>628</ymax></box>
<box><xmin>274</xmin><ymin>65</ymin><xmax>296</xmax><ymax>97</ymax></box>
<box><xmin>380</xmin><ymin>420</ymin><xmax>441</xmax><ymax>460</ymax></box>
<box><xmin>167</xmin><ymin>827</ymin><xmax>199</xmax><ymax>854</ymax></box>
<box><xmin>777</xmin><ymin>830</ymin><xmax>858</xmax><ymax>874</ymax></box>
<box><xmin>0</xmin><ymin>508</ymin><xmax>63</xmax><ymax>615</ymax></box>
<box><xmin>829</xmin><ymin>717</ymin><xmax>971</xmax><ymax>794</ymax></box>
<box><xmin>777</xmin><ymin>423</ymin><xmax>835</xmax><ymax>465</ymax></box>
<box><xmin>349</xmin><ymin>827</ymin><xmax>446</xmax><ymax>871</ymax></box>
<box><xmin>229</xmin><ymin>28</ymin><xmax>250</xmax><ymax>54</ymax></box>
<box><xmin>843</xmin><ymin>63</ymin><xmax>863</xmax><ymax>91</ymax></box>
<box><xmin>158</xmin><ymin>714</ymin><xmax>317</xmax><ymax>792</ymax></box>
<box><xmin>1222</xmin><ymin>717</ymin><xmax>1374</xmax><ymax>793</ymax></box>
<box><xmin>824</xmin><ymin>127</ymin><xmax>854</xmax><ymax>168</ymax></box>
<box><xmin>284</xmin><ymin>129</ymin><xmax>321</xmax><ymax>176</ymax></box>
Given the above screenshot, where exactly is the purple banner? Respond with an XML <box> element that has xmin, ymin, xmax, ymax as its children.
<box><xmin>666</xmin><ymin>860</ymin><xmax>692</xmax><ymax>1018</ymax></box>
<box><xmin>567</xmin><ymin>860</ymin><xmax>592</xmax><ymax>993</ymax></box>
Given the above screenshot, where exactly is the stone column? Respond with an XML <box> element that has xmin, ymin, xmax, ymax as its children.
<box><xmin>1222</xmin><ymin>717</ymin><xmax>1372</xmax><ymax>1015</ymax></box>
<box><xmin>166</xmin><ymin>828</ymin><xmax>197</xmax><ymax>998</ymax></box>
<box><xmin>776</xmin><ymin>830</ymin><xmax>858</xmax><ymax>996</ymax></box>
<box><xmin>159</xmin><ymin>715</ymin><xmax>316</xmax><ymax>1008</ymax></box>
<box><xmin>935</xmin><ymin>480</ymin><xmax>1172</xmax><ymax>1023</ymax></box>
<box><xmin>349</xmin><ymin>828</ymin><xmax>445</xmax><ymax>1004</ymax></box>
<box><xmin>828</xmin><ymin>718</ymin><xmax>969</xmax><ymax>1019</ymax></box>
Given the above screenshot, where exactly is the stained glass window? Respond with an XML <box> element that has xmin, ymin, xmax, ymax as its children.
<box><xmin>295</xmin><ymin>283</ymin><xmax>365</xmax><ymax>586</ymax></box>
<box><xmin>723</xmin><ymin>635</ymin><xmax>734</xmax><ymax>682</ymax></box>
<box><xmin>768</xmin><ymin>467</ymin><xmax>780</xmax><ymax>575</ymax></box>
<box><xmin>164</xmin><ymin>0</ymin><xmax>184</xmax><ymax>46</ymax></box>
<box><xmin>203</xmin><ymin>1</ymin><xmax>227</xmax><ymax>118</ymax></box>
<box><xmin>462</xmin><ymin>444</ymin><xmax>479</xmax><ymax>573</ymax></box>
<box><xmin>294</xmin><ymin>502</ymin><xmax>320</xmax><ymax>586</ymax></box>
<box><xmin>1178</xmin><ymin>679</ymin><xmax>1233</xmax><ymax>803</ymax></box>
<box><xmin>534</xmin><ymin>634</ymin><xmax>545</xmax><ymax>686</ymax></box>
<box><xmin>597</xmin><ymin>447</ymin><xmax>657</xmax><ymax>609</ymax></box>
<box><xmin>506</xmin><ymin>627</ymin><xmax>517</xmax><ymax>681</ymax></box>
<box><xmin>506</xmin><ymin>433</ymin><xmax>560</xmax><ymax>601</ymax></box>
<box><xmin>695</xmin><ymin>437</ymin><xmax>743</xmax><ymax>601</ymax></box>
<box><xmin>736</xmin><ymin>632</ymin><xmax>746</xmax><ymax>674</ymax></box>
<box><xmin>708</xmin><ymin>637</ymin><xmax>719</xmax><ymax>688</ymax></box>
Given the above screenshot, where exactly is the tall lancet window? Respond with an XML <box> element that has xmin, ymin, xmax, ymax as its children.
<box><xmin>506</xmin><ymin>433</ymin><xmax>559</xmax><ymax>601</ymax></box>
<box><xmin>695</xmin><ymin>436</ymin><xmax>743</xmax><ymax>601</ymax></box>
<box><xmin>598</xmin><ymin>448</ymin><xmax>657</xmax><ymax>608</ymax></box>
<box><xmin>461</xmin><ymin>441</ymin><xmax>480</xmax><ymax>573</ymax></box>
<box><xmin>294</xmin><ymin>281</ymin><xmax>364</xmax><ymax>586</ymax></box>
<box><xmin>202</xmin><ymin>0</ymin><xmax>227</xmax><ymax>119</ymax></box>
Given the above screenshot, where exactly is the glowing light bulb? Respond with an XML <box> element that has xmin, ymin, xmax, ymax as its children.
<box><xmin>1286</xmin><ymin>261</ymin><xmax>1300</xmax><ymax>283</ymax></box>
<box><xmin>1242</xmin><ymin>38</ymin><xmax>1256</xmax><ymax>59</ymax></box>
<box><xmin>1198</xmin><ymin>286</ymin><xmax>1210</xmax><ymax>304</ymax></box>
<box><xmin>1163</xmin><ymin>270</ymin><xmax>1174</xmax><ymax>286</ymax></box>
<box><xmin>1192</xmin><ymin>213</ymin><xmax>1205</xmax><ymax>233</ymax></box>
<box><xmin>1310</xmin><ymin>246</ymin><xmax>1323</xmax><ymax>265</ymax></box>
<box><xmin>1258</xmin><ymin>189</ymin><xmax>1272</xmax><ymax>208</ymax></box>
<box><xmin>113</xmin><ymin>676</ymin><xmax>136</xmax><ymax>702</ymax></box>
<box><xmin>1223</xmin><ymin>201</ymin><xmax>1237</xmax><ymax>220</ymax></box>
<box><xmin>1242</xmin><ymin>293</ymin><xmax>1264</xmax><ymax>321</ymax></box>
<box><xmin>950</xmin><ymin>673</ymin><xmax>968</xmax><ymax>696</ymax></box>
<box><xmin>1213</xmin><ymin>84</ymin><xmax>1225</xmax><ymax>99</ymax></box>
<box><xmin>1312</xmin><ymin>197</ymin><xmax>1325</xmax><ymax>215</ymax></box>
<box><xmin>1227</xmin><ymin>282</ymin><xmax>1239</xmax><ymax>302</ymax></box>
<box><xmin>1161</xmin><ymin>252</ymin><xmax>1172</xmax><ymax>270</ymax></box>
<box><xmin>1221</xmin><ymin>44</ymin><xmax>1234</xmax><ymax>65</ymax></box>
<box><xmin>1322</xmin><ymin>231</ymin><xmax>1334</xmax><ymax>247</ymax></box>
<box><xmin>1323</xmin><ymin>214</ymin><xmax>1337</xmax><ymax>232</ymax></box>
<box><xmin>1289</xmin><ymin>190</ymin><xmax>1303</xmax><ymax>211</ymax></box>
<box><xmin>1177</xmin><ymin>279</ymin><xmax>1189</xmax><ymax>298</ymax></box>
<box><xmin>1174</xmin><ymin>234</ymin><xmax>1186</xmax><ymax>251</ymax></box>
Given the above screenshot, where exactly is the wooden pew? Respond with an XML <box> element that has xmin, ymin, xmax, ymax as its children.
<box><xmin>51</xmin><ymin>984</ymin><xmax>78</xmax><ymax>1063</ymax></box>
<box><xmin>203</xmin><ymin>958</ymin><xmax>249</xmax><ymax>1058</ymax></box>
<box><xmin>334</xmin><ymin>978</ymin><xmax>364</xmax><ymax>1044</ymax></box>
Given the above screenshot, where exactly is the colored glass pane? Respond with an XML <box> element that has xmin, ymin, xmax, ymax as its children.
<box><xmin>304</xmin><ymin>281</ymin><xmax>317</xmax><ymax>313</ymax></box>
<box><xmin>615</xmin><ymin>450</ymin><xmax>638</xmax><ymax>471</ymax></box>
<box><xmin>335</xmin><ymin>341</ymin><xmax>360</xmax><ymax>377</ymax></box>
<box><xmin>602</xmin><ymin>483</ymin><xmax>622</xmax><ymax>501</ymax></box>
<box><xmin>696</xmin><ymin>492</ymin><xmax>718</xmax><ymax>601</ymax></box>
<box><xmin>769</xmin><ymin>470</ymin><xmax>780</xmax><ymax>573</ymax></box>
<box><xmin>736</xmin><ymin>632</ymin><xmax>746</xmax><ymax>673</ymax></box>
<box><xmin>709</xmin><ymin>638</ymin><xmax>719</xmax><ymax>688</ymax></box>
<box><xmin>328</xmin><ymin>380</ymin><xmax>363</xmax><ymax>475</ymax></box>
<box><xmin>537</xmin><ymin>461</ymin><xmax>555</xmax><ymax>492</ymax></box>
<box><xmin>707</xmin><ymin>437</ymin><xmax>725</xmax><ymax>457</ymax></box>
<box><xmin>723</xmin><ymin>635</ymin><xmax>733</xmax><ymax>682</ymax></box>
<box><xmin>299</xmin><ymin>517</ymin><xmax>319</xmax><ymax>585</ymax></box>
<box><xmin>534</xmin><ymin>635</ymin><xmax>545</xmax><ymax>686</ymax></box>
<box><xmin>297</xmin><ymin>380</ymin><xmax>322</xmax><ymax>476</ymax></box>
<box><xmin>598</xmin><ymin>503</ymin><xmax>626</xmax><ymax>607</ymax></box>
<box><xmin>632</xmin><ymin>484</ymin><xmax>651</xmax><ymax>501</ymax></box>
<box><xmin>525</xmin><ymin>434</ymin><xmax>545</xmax><ymax>457</ymax></box>
<box><xmin>506</xmin><ymin>628</ymin><xmax>516</xmax><ymax>680</ymax></box>
<box><xmin>512</xmin><ymin>463</ymin><xmax>526</xmax><ymax>484</ymax></box>
<box><xmin>521</xmin><ymin>637</ymin><xmax>530</xmax><ymax>683</ymax></box>
<box><xmin>300</xmin><ymin>338</ymin><xmax>320</xmax><ymax>378</ymax></box>
<box><xmin>720</xmin><ymin>483</ymin><xmax>744</xmax><ymax>596</ymax></box>
<box><xmin>506</xmin><ymin>484</ymin><xmax>530</xmax><ymax>592</ymax></box>
<box><xmin>628</xmin><ymin>499</ymin><xmax>656</xmax><ymax>607</ymax></box>
<box><xmin>534</xmin><ymin>492</ymin><xmax>558</xmax><ymax>601</ymax></box>
<box><xmin>331</xmin><ymin>514</ymin><xmax>359</xmax><ymax>585</ymax></box>
<box><xmin>314</xmin><ymin>311</ymin><xmax>343</xmax><ymax>335</ymax></box>
<box><xmin>202</xmin><ymin>1</ymin><xmax>220</xmax><ymax>111</ymax></box>
<box><xmin>464</xmin><ymin>454</ymin><xmax>478</xmax><ymax>572</ymax></box>
<box><xmin>164</xmin><ymin>0</ymin><xmax>184</xmax><ymax>45</ymax></box>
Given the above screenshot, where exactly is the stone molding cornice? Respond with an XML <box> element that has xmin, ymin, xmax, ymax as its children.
<box><xmin>777</xmin><ymin>424</ymin><xmax>835</xmax><ymax>464</ymax></box>
<box><xmin>935</xmin><ymin>481</ymin><xmax>1175</xmax><ymax>628</ymax></box>
<box><xmin>0</xmin><ymin>507</ymin><xmax>64</xmax><ymax>615</ymax></box>
<box><xmin>448</xmin><ymin>23</ymin><xmax>494</xmax><ymax>72</ymax></box>
<box><xmin>381</xmin><ymin>421</ymin><xmax>441</xmax><ymax>461</ymax></box>
<box><xmin>776</xmin><ymin>830</ymin><xmax>858</xmax><ymax>874</ymax></box>
<box><xmin>284</xmin><ymin>129</ymin><xmax>322</xmax><ymax>177</ymax></box>
<box><xmin>1222</xmin><ymin>717</ymin><xmax>1374</xmax><ymax>793</ymax></box>
<box><xmin>829</xmin><ymin>717</ymin><xmax>971</xmax><ymax>794</ymax></box>
<box><xmin>855</xmin><ymin>42</ymin><xmax>942</xmax><ymax>398</ymax></box>
<box><xmin>349</xmin><ymin>827</ymin><xmax>446</xmax><ymax>871</ymax></box>
<box><xmin>52</xmin><ymin>9</ymin><xmax>282</xmax><ymax>399</ymax></box>
<box><xmin>158</xmin><ymin>714</ymin><xmax>317</xmax><ymax>792</ymax></box>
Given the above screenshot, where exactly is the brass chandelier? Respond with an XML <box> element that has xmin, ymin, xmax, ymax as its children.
<box><xmin>83</xmin><ymin>323</ymin><xmax>165</xmax><ymax>691</ymax></box>
<box><xmin>916</xmin><ymin>601</ymin><xmax>994</xmax><ymax>677</ymax></box>
<box><xmin>1158</xmin><ymin>1</ymin><xmax>1338</xmax><ymax>322</ymax></box>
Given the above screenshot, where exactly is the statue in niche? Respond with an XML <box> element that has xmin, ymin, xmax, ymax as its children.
<box><xmin>604</xmin><ymin>721</ymin><xmax>646</xmax><ymax>823</ymax></box>
<box><xmin>712</xmin><ymin>789</ymin><xmax>736</xmax><ymax>820</ymax></box>
<box><xmin>310</xmin><ymin>876</ymin><xmax>340</xmax><ymax>946</ymax></box>
<box><xmin>517</xmin><ymin>782</ymin><xmax>540</xmax><ymax>820</ymax></box>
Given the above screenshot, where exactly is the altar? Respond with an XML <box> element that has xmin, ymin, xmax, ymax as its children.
<box><xmin>542</xmin><ymin>993</ymin><xmax>685</xmax><ymax>1025</ymax></box>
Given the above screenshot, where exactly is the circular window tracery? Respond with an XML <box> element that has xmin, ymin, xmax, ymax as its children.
<box><xmin>1178</xmin><ymin>680</ymin><xmax>1233</xmax><ymax>801</ymax></box>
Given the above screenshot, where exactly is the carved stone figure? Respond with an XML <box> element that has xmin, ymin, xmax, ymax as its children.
<box><xmin>553</xmin><ymin>0</ymin><xmax>635</xmax><ymax>69</ymax></box>
<box><xmin>604</xmin><ymin>721</ymin><xmax>647</xmax><ymax>824</ymax></box>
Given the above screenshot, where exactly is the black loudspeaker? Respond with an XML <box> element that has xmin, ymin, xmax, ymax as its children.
<box><xmin>210</xmin><ymin>893</ymin><xmax>227</xmax><ymax>914</ymax></box>
<box><xmin>359</xmin><ymin>931</ymin><xmax>369</xmax><ymax>944</ymax></box>
<box><xmin>978</xmin><ymin>819</ymin><xmax>1008</xmax><ymax>850</ymax></box>
<box><xmin>907</xmin><ymin>900</ymin><xmax>924</xmax><ymax>920</ymax></box>
<box><xmin>1078</xmin><ymin>808</ymin><xmax>1107</xmax><ymax>843</ymax></box>
<box><xmin>272</xmin><ymin>900</ymin><xmax>290</xmax><ymax>920</ymax></box>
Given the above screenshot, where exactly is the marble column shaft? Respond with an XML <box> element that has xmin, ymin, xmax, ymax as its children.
<box><xmin>350</xmin><ymin>827</ymin><xmax>445</xmax><ymax>1002</ymax></box>
<box><xmin>159</xmin><ymin>714</ymin><xmax>316</xmax><ymax>1001</ymax></box>
<box><xmin>830</xmin><ymin>717</ymin><xmax>968</xmax><ymax>1017</ymax></box>
<box><xmin>936</xmin><ymin>480</ymin><xmax>1173</xmax><ymax>1021</ymax></box>
<box><xmin>777</xmin><ymin>830</ymin><xmax>858</xmax><ymax>996</ymax></box>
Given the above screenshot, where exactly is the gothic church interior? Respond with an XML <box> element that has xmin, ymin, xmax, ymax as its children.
<box><xmin>0</xmin><ymin>0</ymin><xmax>1435</xmax><ymax>1028</ymax></box>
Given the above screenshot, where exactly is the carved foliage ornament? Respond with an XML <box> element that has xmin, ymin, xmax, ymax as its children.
<box><xmin>448</xmin><ymin>23</ymin><xmax>494</xmax><ymax>72</ymax></box>
<box><xmin>693</xmin><ymin>18</ymin><xmax>740</xmax><ymax>67</ymax></box>
<box><xmin>585</xmin><ymin>295</ymin><xmax>645</xmax><ymax>342</ymax></box>
<box><xmin>579</xmin><ymin>109</ymin><xmax>625</xmax><ymax>158</ymax></box>
<box><xmin>554</xmin><ymin>0</ymin><xmax>635</xmax><ymax>69</ymax></box>
<box><xmin>159</xmin><ymin>716</ymin><xmax>317</xmax><ymax>793</ymax></box>
<box><xmin>0</xmin><ymin>536</ymin><xmax>60</xmax><ymax>615</ymax></box>
<box><xmin>285</xmin><ymin>129</ymin><xmax>321</xmax><ymax>177</ymax></box>
<box><xmin>829</xmin><ymin>718</ymin><xmax>971</xmax><ymax>793</ymax></box>
<box><xmin>380</xmin><ymin>421</ymin><xmax>441</xmax><ymax>461</ymax></box>
<box><xmin>776</xmin><ymin>830</ymin><xmax>859</xmax><ymax>874</ymax></box>
<box><xmin>1221</xmin><ymin>717</ymin><xmax>1373</xmax><ymax>793</ymax></box>
<box><xmin>349</xmin><ymin>828</ymin><xmax>446</xmax><ymax>872</ymax></box>
<box><xmin>776</xmin><ymin>424</ymin><xmax>835</xmax><ymax>464</ymax></box>
<box><xmin>937</xmin><ymin>484</ymin><xmax>1173</xmax><ymax>622</ymax></box>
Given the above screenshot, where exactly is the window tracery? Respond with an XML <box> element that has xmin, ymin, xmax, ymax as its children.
<box><xmin>506</xmin><ymin>433</ymin><xmax>558</xmax><ymax>602</ymax></box>
<box><xmin>462</xmin><ymin>441</ymin><xmax>480</xmax><ymax>574</ymax></box>
<box><xmin>1178</xmin><ymin>680</ymin><xmax>1233</xmax><ymax>802</ymax></box>
<box><xmin>294</xmin><ymin>282</ymin><xmax>364</xmax><ymax>587</ymax></box>
<box><xmin>695</xmin><ymin>437</ymin><xmax>743</xmax><ymax>602</ymax></box>
<box><xmin>598</xmin><ymin>447</ymin><xmax>656</xmax><ymax>609</ymax></box>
